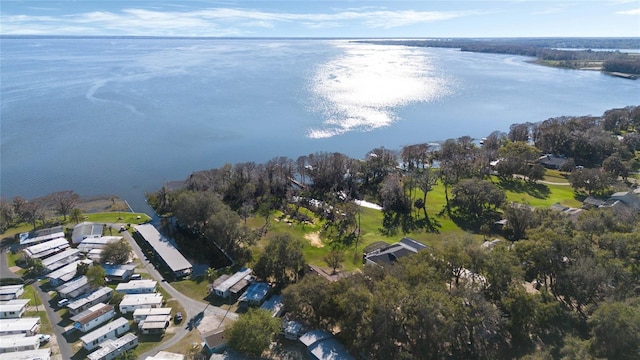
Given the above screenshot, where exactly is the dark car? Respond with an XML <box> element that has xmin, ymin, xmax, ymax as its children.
<box><xmin>174</xmin><ymin>312</ymin><xmax>183</xmax><ymax>323</ymax></box>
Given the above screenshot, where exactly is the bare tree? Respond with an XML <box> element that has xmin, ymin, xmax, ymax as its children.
<box><xmin>50</xmin><ymin>191</ymin><xmax>79</xmax><ymax>221</ymax></box>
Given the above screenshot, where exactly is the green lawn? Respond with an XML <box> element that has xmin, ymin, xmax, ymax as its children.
<box><xmin>83</xmin><ymin>212</ymin><xmax>152</xmax><ymax>225</ymax></box>
<box><xmin>171</xmin><ymin>278</ymin><xmax>210</xmax><ymax>302</ymax></box>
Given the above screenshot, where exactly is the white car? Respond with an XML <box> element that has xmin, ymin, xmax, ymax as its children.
<box><xmin>39</xmin><ymin>334</ymin><xmax>51</xmax><ymax>343</ymax></box>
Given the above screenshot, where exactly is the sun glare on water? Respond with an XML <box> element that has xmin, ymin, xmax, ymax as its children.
<box><xmin>307</xmin><ymin>42</ymin><xmax>452</xmax><ymax>139</ymax></box>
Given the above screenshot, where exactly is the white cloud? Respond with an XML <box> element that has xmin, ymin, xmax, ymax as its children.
<box><xmin>616</xmin><ymin>8</ymin><xmax>640</xmax><ymax>15</ymax></box>
<box><xmin>0</xmin><ymin>6</ymin><xmax>475</xmax><ymax>36</ymax></box>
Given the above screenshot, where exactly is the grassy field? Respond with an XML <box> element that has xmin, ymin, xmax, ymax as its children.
<box><xmin>240</xmin><ymin>174</ymin><xmax>586</xmax><ymax>274</ymax></box>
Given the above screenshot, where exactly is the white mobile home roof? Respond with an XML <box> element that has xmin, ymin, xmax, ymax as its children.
<box><xmin>70</xmin><ymin>303</ymin><xmax>114</xmax><ymax>324</ymax></box>
<box><xmin>103</xmin><ymin>264</ymin><xmax>136</xmax><ymax>277</ymax></box>
<box><xmin>0</xmin><ymin>348</ymin><xmax>50</xmax><ymax>360</ymax></box>
<box><xmin>80</xmin><ymin>317</ymin><xmax>129</xmax><ymax>345</ymax></box>
<box><xmin>67</xmin><ymin>287</ymin><xmax>113</xmax><ymax>312</ymax></box>
<box><xmin>23</xmin><ymin>237</ymin><xmax>69</xmax><ymax>259</ymax></box>
<box><xmin>41</xmin><ymin>248</ymin><xmax>80</xmax><ymax>270</ymax></box>
<box><xmin>87</xmin><ymin>332</ymin><xmax>138</xmax><ymax>360</ymax></box>
<box><xmin>144</xmin><ymin>351</ymin><xmax>185</xmax><ymax>360</ymax></box>
<box><xmin>46</xmin><ymin>259</ymin><xmax>92</xmax><ymax>283</ymax></box>
<box><xmin>132</xmin><ymin>308</ymin><xmax>172</xmax><ymax>318</ymax></box>
<box><xmin>0</xmin><ymin>285</ymin><xmax>24</xmax><ymax>298</ymax></box>
<box><xmin>19</xmin><ymin>226</ymin><xmax>64</xmax><ymax>246</ymax></box>
<box><xmin>56</xmin><ymin>276</ymin><xmax>89</xmax><ymax>295</ymax></box>
<box><xmin>115</xmin><ymin>280</ymin><xmax>157</xmax><ymax>293</ymax></box>
<box><xmin>214</xmin><ymin>268</ymin><xmax>252</xmax><ymax>294</ymax></box>
<box><xmin>78</xmin><ymin>236</ymin><xmax>121</xmax><ymax>253</ymax></box>
<box><xmin>0</xmin><ymin>318</ymin><xmax>40</xmax><ymax>334</ymax></box>
<box><xmin>134</xmin><ymin>224</ymin><xmax>192</xmax><ymax>273</ymax></box>
<box><xmin>120</xmin><ymin>293</ymin><xmax>163</xmax><ymax>307</ymax></box>
<box><xmin>72</xmin><ymin>222</ymin><xmax>104</xmax><ymax>243</ymax></box>
<box><xmin>0</xmin><ymin>334</ymin><xmax>40</xmax><ymax>350</ymax></box>
<box><xmin>0</xmin><ymin>299</ymin><xmax>30</xmax><ymax>312</ymax></box>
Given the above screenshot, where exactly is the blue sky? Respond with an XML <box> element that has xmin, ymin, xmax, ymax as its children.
<box><xmin>1</xmin><ymin>1</ymin><xmax>639</xmax><ymax>37</ymax></box>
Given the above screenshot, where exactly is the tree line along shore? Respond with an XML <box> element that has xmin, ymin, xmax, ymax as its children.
<box><xmin>357</xmin><ymin>38</ymin><xmax>640</xmax><ymax>77</ymax></box>
<box><xmin>2</xmin><ymin>105</ymin><xmax>640</xmax><ymax>359</ymax></box>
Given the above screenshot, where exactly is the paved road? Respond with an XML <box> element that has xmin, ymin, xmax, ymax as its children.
<box><xmin>32</xmin><ymin>280</ymin><xmax>74</xmax><ymax>360</ymax></box>
<box><xmin>1</xmin><ymin>243</ymin><xmax>73</xmax><ymax>359</ymax></box>
<box><xmin>117</xmin><ymin>225</ymin><xmax>237</xmax><ymax>359</ymax></box>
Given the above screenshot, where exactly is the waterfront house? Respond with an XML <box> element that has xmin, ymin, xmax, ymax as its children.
<box><xmin>0</xmin><ymin>299</ymin><xmax>30</xmax><ymax>319</ymax></box>
<box><xmin>0</xmin><ymin>348</ymin><xmax>50</xmax><ymax>360</ymax></box>
<box><xmin>0</xmin><ymin>317</ymin><xmax>40</xmax><ymax>336</ymax></box>
<box><xmin>0</xmin><ymin>285</ymin><xmax>24</xmax><ymax>301</ymax></box>
<box><xmin>132</xmin><ymin>224</ymin><xmax>192</xmax><ymax>278</ymax></box>
<box><xmin>41</xmin><ymin>248</ymin><xmax>80</xmax><ymax>272</ymax></box>
<box><xmin>23</xmin><ymin>238</ymin><xmax>69</xmax><ymax>260</ymax></box>
<box><xmin>115</xmin><ymin>280</ymin><xmax>157</xmax><ymax>295</ymax></box>
<box><xmin>80</xmin><ymin>317</ymin><xmax>130</xmax><ymax>351</ymax></box>
<box><xmin>103</xmin><ymin>264</ymin><xmax>136</xmax><ymax>283</ymax></box>
<box><xmin>47</xmin><ymin>259</ymin><xmax>93</xmax><ymax>287</ymax></box>
<box><xmin>87</xmin><ymin>332</ymin><xmax>138</xmax><ymax>360</ymax></box>
<box><xmin>282</xmin><ymin>320</ymin><xmax>303</xmax><ymax>340</ymax></box>
<box><xmin>132</xmin><ymin>308</ymin><xmax>172</xmax><ymax>324</ymax></box>
<box><xmin>18</xmin><ymin>226</ymin><xmax>64</xmax><ymax>246</ymax></box>
<box><xmin>0</xmin><ymin>334</ymin><xmax>40</xmax><ymax>353</ymax></box>
<box><xmin>71</xmin><ymin>303</ymin><xmax>115</xmax><ymax>333</ymax></box>
<box><xmin>67</xmin><ymin>287</ymin><xmax>114</xmax><ymax>315</ymax></box>
<box><xmin>119</xmin><ymin>293</ymin><xmax>163</xmax><ymax>314</ymax></box>
<box><xmin>213</xmin><ymin>268</ymin><xmax>252</xmax><ymax>299</ymax></box>
<box><xmin>72</xmin><ymin>222</ymin><xmax>104</xmax><ymax>244</ymax></box>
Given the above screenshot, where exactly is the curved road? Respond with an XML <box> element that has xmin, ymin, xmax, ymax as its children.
<box><xmin>117</xmin><ymin>226</ymin><xmax>237</xmax><ymax>358</ymax></box>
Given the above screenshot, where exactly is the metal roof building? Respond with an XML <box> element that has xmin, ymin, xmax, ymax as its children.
<box><xmin>41</xmin><ymin>248</ymin><xmax>80</xmax><ymax>272</ymax></box>
<box><xmin>133</xmin><ymin>224</ymin><xmax>192</xmax><ymax>278</ymax></box>
<box><xmin>23</xmin><ymin>238</ymin><xmax>69</xmax><ymax>260</ymax></box>
<box><xmin>67</xmin><ymin>287</ymin><xmax>114</xmax><ymax>315</ymax></box>
<box><xmin>0</xmin><ymin>317</ymin><xmax>40</xmax><ymax>336</ymax></box>
<box><xmin>80</xmin><ymin>317</ymin><xmax>130</xmax><ymax>351</ymax></box>
<box><xmin>213</xmin><ymin>268</ymin><xmax>252</xmax><ymax>299</ymax></box>
<box><xmin>0</xmin><ymin>348</ymin><xmax>50</xmax><ymax>360</ymax></box>
<box><xmin>46</xmin><ymin>259</ymin><xmax>93</xmax><ymax>287</ymax></box>
<box><xmin>72</xmin><ymin>222</ymin><xmax>104</xmax><ymax>244</ymax></box>
<box><xmin>86</xmin><ymin>332</ymin><xmax>138</xmax><ymax>360</ymax></box>
<box><xmin>0</xmin><ymin>285</ymin><xmax>24</xmax><ymax>301</ymax></box>
<box><xmin>115</xmin><ymin>280</ymin><xmax>158</xmax><ymax>294</ymax></box>
<box><xmin>19</xmin><ymin>226</ymin><xmax>64</xmax><ymax>246</ymax></box>
<box><xmin>0</xmin><ymin>299</ymin><xmax>30</xmax><ymax>319</ymax></box>
<box><xmin>78</xmin><ymin>236</ymin><xmax>122</xmax><ymax>253</ymax></box>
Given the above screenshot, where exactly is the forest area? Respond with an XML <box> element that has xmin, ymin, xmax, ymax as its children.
<box><xmin>142</xmin><ymin>105</ymin><xmax>640</xmax><ymax>359</ymax></box>
<box><xmin>3</xmin><ymin>105</ymin><xmax>640</xmax><ymax>359</ymax></box>
<box><xmin>359</xmin><ymin>38</ymin><xmax>640</xmax><ymax>75</ymax></box>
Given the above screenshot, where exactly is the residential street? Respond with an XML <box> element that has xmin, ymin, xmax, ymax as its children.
<box><xmin>117</xmin><ymin>226</ymin><xmax>237</xmax><ymax>358</ymax></box>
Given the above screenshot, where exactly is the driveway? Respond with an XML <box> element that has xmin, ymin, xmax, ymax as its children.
<box><xmin>117</xmin><ymin>225</ymin><xmax>237</xmax><ymax>358</ymax></box>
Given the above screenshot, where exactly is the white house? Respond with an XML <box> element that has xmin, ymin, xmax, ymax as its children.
<box><xmin>80</xmin><ymin>317</ymin><xmax>130</xmax><ymax>351</ymax></box>
<box><xmin>0</xmin><ymin>348</ymin><xmax>50</xmax><ymax>360</ymax></box>
<box><xmin>19</xmin><ymin>226</ymin><xmax>64</xmax><ymax>246</ymax></box>
<box><xmin>132</xmin><ymin>308</ymin><xmax>172</xmax><ymax>324</ymax></box>
<box><xmin>299</xmin><ymin>329</ymin><xmax>354</xmax><ymax>360</ymax></box>
<box><xmin>41</xmin><ymin>248</ymin><xmax>80</xmax><ymax>272</ymax></box>
<box><xmin>67</xmin><ymin>287</ymin><xmax>113</xmax><ymax>315</ymax></box>
<box><xmin>103</xmin><ymin>264</ymin><xmax>136</xmax><ymax>283</ymax></box>
<box><xmin>0</xmin><ymin>334</ymin><xmax>40</xmax><ymax>353</ymax></box>
<box><xmin>71</xmin><ymin>303</ymin><xmax>115</xmax><ymax>333</ymax></box>
<box><xmin>0</xmin><ymin>299</ymin><xmax>30</xmax><ymax>319</ymax></box>
<box><xmin>87</xmin><ymin>332</ymin><xmax>138</xmax><ymax>360</ymax></box>
<box><xmin>260</xmin><ymin>295</ymin><xmax>284</xmax><ymax>318</ymax></box>
<box><xmin>72</xmin><ymin>222</ymin><xmax>104</xmax><ymax>244</ymax></box>
<box><xmin>139</xmin><ymin>314</ymin><xmax>171</xmax><ymax>335</ymax></box>
<box><xmin>23</xmin><ymin>238</ymin><xmax>69</xmax><ymax>260</ymax></box>
<box><xmin>119</xmin><ymin>293</ymin><xmax>163</xmax><ymax>314</ymax></box>
<box><xmin>115</xmin><ymin>280</ymin><xmax>157</xmax><ymax>295</ymax></box>
<box><xmin>213</xmin><ymin>268</ymin><xmax>252</xmax><ymax>299</ymax></box>
<box><xmin>0</xmin><ymin>285</ymin><xmax>24</xmax><ymax>301</ymax></box>
<box><xmin>46</xmin><ymin>259</ymin><xmax>93</xmax><ymax>287</ymax></box>
<box><xmin>0</xmin><ymin>318</ymin><xmax>40</xmax><ymax>336</ymax></box>
<box><xmin>78</xmin><ymin>236</ymin><xmax>121</xmax><ymax>253</ymax></box>
<box><xmin>144</xmin><ymin>351</ymin><xmax>185</xmax><ymax>360</ymax></box>
<box><xmin>56</xmin><ymin>276</ymin><xmax>91</xmax><ymax>299</ymax></box>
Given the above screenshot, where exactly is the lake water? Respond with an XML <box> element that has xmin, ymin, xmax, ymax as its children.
<box><xmin>2</xmin><ymin>37</ymin><xmax>639</xmax><ymax>212</ymax></box>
